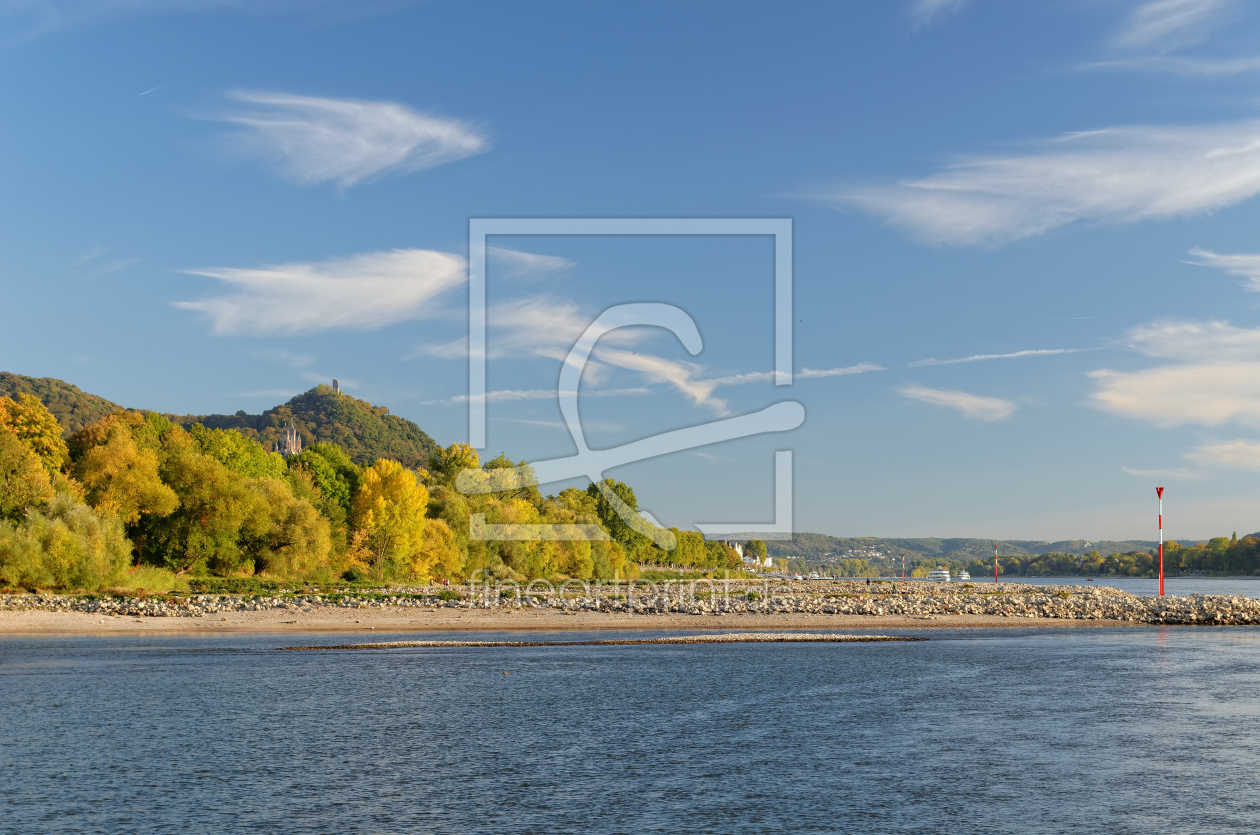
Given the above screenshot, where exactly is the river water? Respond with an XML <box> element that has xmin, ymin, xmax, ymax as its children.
<box><xmin>3</xmin><ymin>627</ymin><xmax>1260</xmax><ymax>834</ymax></box>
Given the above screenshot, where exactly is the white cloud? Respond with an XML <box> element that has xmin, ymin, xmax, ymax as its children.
<box><xmin>910</xmin><ymin>348</ymin><xmax>1090</xmax><ymax>367</ymax></box>
<box><xmin>1113</xmin><ymin>0</ymin><xmax>1229</xmax><ymax>51</ymax></box>
<box><xmin>411</xmin><ymin>295</ymin><xmax>641</xmax><ymax>363</ymax></box>
<box><xmin>1187</xmin><ymin>439</ymin><xmax>1260</xmax><ymax>469</ymax></box>
<box><xmin>1092</xmin><ymin>318</ymin><xmax>1260</xmax><ymax>427</ymax></box>
<box><xmin>596</xmin><ymin>349</ymin><xmax>726</xmax><ymax>413</ymax></box>
<box><xmin>1124</xmin><ymin>319</ymin><xmax>1260</xmax><ymax>361</ymax></box>
<box><xmin>907</xmin><ymin>0</ymin><xmax>969</xmax><ymax>31</ymax></box>
<box><xmin>433</xmin><ymin>387</ymin><xmax>650</xmax><ymax>405</ymax></box>
<box><xmin>899</xmin><ymin>385</ymin><xmax>1017</xmax><ymax>421</ymax></box>
<box><xmin>1087</xmin><ymin>54</ymin><xmax>1260</xmax><ymax>76</ymax></box>
<box><xmin>488</xmin><ymin>246</ymin><xmax>573</xmax><ymax>279</ymax></box>
<box><xmin>1090</xmin><ymin>363</ymin><xmax>1260</xmax><ymax>426</ymax></box>
<box><xmin>831</xmin><ymin>120</ymin><xmax>1260</xmax><ymax>245</ymax></box>
<box><xmin>703</xmin><ymin>364</ymin><xmax>884</xmax><ymax>386</ymax></box>
<box><xmin>1188</xmin><ymin>247</ymin><xmax>1260</xmax><ymax>291</ymax></box>
<box><xmin>218</xmin><ymin>90</ymin><xmax>487</xmax><ymax>188</ymax></box>
<box><xmin>176</xmin><ymin>248</ymin><xmax>465</xmax><ymax>336</ymax></box>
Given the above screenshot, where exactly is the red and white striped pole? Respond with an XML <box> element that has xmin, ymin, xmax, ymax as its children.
<box><xmin>994</xmin><ymin>542</ymin><xmax>999</xmax><ymax>584</ymax></box>
<box><xmin>1157</xmin><ymin>486</ymin><xmax>1165</xmax><ymax>596</ymax></box>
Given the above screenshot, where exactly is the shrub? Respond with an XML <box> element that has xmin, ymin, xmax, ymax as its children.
<box><xmin>0</xmin><ymin>492</ymin><xmax>132</xmax><ymax>590</ymax></box>
<box><xmin>437</xmin><ymin>588</ymin><xmax>462</xmax><ymax>601</ymax></box>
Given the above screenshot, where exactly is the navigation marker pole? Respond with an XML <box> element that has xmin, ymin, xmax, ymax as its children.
<box><xmin>901</xmin><ymin>553</ymin><xmax>905</xmax><ymax>581</ymax></box>
<box><xmin>994</xmin><ymin>542</ymin><xmax>999</xmax><ymax>585</ymax></box>
<box><xmin>1157</xmin><ymin>487</ymin><xmax>1165</xmax><ymax>597</ymax></box>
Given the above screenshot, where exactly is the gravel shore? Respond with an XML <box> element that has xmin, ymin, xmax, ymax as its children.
<box><xmin>3</xmin><ymin>580</ymin><xmax>1257</xmax><ymax>634</ymax></box>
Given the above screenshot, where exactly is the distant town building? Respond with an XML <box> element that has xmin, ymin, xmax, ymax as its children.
<box><xmin>273</xmin><ymin>421</ymin><xmax>303</xmax><ymax>458</ymax></box>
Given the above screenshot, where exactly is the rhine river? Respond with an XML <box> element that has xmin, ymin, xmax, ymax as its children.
<box><xmin>3</xmin><ymin>626</ymin><xmax>1259</xmax><ymax>834</ymax></box>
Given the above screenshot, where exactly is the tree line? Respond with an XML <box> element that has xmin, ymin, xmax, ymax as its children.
<box><xmin>0</xmin><ymin>396</ymin><xmax>742</xmax><ymax>591</ymax></box>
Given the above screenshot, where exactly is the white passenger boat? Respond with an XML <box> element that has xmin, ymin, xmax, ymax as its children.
<box><xmin>957</xmin><ymin>570</ymin><xmax>970</xmax><ymax>581</ymax></box>
<box><xmin>926</xmin><ymin>567</ymin><xmax>951</xmax><ymax>582</ymax></box>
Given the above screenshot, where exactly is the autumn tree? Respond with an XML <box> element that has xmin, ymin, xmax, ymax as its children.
<box><xmin>0</xmin><ymin>429</ymin><xmax>53</xmax><ymax>521</ymax></box>
<box><xmin>72</xmin><ymin>417</ymin><xmax>178</xmax><ymax>525</ymax></box>
<box><xmin>0</xmin><ymin>394</ymin><xmax>69</xmax><ymax>473</ymax></box>
<box><xmin>426</xmin><ymin>442</ymin><xmax>480</xmax><ymax>486</ymax></box>
<box><xmin>351</xmin><ymin>459</ymin><xmax>429</xmax><ymax>579</ymax></box>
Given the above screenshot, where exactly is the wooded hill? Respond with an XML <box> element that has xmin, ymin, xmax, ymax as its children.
<box><xmin>0</xmin><ymin>372</ymin><xmax>124</xmax><ymax>435</ymax></box>
<box><xmin>1</xmin><ymin>373</ymin><xmax>437</xmax><ymax>469</ymax></box>
<box><xmin>167</xmin><ymin>385</ymin><xmax>438</xmax><ymax>469</ymax></box>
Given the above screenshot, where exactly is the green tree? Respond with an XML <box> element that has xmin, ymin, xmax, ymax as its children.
<box><xmin>0</xmin><ymin>492</ymin><xmax>132</xmax><ymax>590</ymax></box>
<box><xmin>586</xmin><ymin>479</ymin><xmax>651</xmax><ymax>558</ymax></box>
<box><xmin>190</xmin><ymin>423</ymin><xmax>287</xmax><ymax>480</ymax></box>
<box><xmin>426</xmin><ymin>442</ymin><xmax>480</xmax><ymax>486</ymax></box>
<box><xmin>0</xmin><ymin>429</ymin><xmax>53</xmax><ymax>522</ymax></box>
<box><xmin>72</xmin><ymin>418</ymin><xmax>178</xmax><ymax>525</ymax></box>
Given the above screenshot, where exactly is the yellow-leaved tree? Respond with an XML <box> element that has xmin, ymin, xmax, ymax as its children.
<box><xmin>71</xmin><ymin>415</ymin><xmax>178</xmax><ymax>525</ymax></box>
<box><xmin>0</xmin><ymin>394</ymin><xmax>69</xmax><ymax>474</ymax></box>
<box><xmin>351</xmin><ymin>459</ymin><xmax>429</xmax><ymax>580</ymax></box>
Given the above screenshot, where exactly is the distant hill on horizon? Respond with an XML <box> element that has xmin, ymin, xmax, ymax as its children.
<box><xmin>1</xmin><ymin>372</ymin><xmax>438</xmax><ymax>469</ymax></box>
<box><xmin>751</xmin><ymin>532</ymin><xmax>1189</xmax><ymax>565</ymax></box>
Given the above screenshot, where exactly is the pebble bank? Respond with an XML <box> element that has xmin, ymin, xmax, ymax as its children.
<box><xmin>4</xmin><ymin>581</ymin><xmax>1260</xmax><ymax>625</ymax></box>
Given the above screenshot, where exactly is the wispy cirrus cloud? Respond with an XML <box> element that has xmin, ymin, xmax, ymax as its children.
<box><xmin>217</xmin><ymin>90</ymin><xmax>488</xmax><ymax>188</ymax></box>
<box><xmin>910</xmin><ymin>348</ymin><xmax>1092</xmax><ymax>367</ymax></box>
<box><xmin>410</xmin><ymin>295</ymin><xmax>642</xmax><ymax>363</ymax></box>
<box><xmin>1082</xmin><ymin>0</ymin><xmax>1260</xmax><ymax>76</ymax></box>
<box><xmin>430</xmin><ymin>387</ymin><xmax>650</xmax><ymax>405</ymax></box>
<box><xmin>1188</xmin><ymin>247</ymin><xmax>1260</xmax><ymax>290</ymax></box>
<box><xmin>1113</xmin><ymin>0</ymin><xmax>1230</xmax><ymax>50</ymax></box>
<box><xmin>596</xmin><ymin>349</ymin><xmax>726</xmax><ymax>413</ymax></box>
<box><xmin>176</xmin><ymin>248</ymin><xmax>465</xmax><ymax>336</ymax></box>
<box><xmin>1090</xmin><ymin>319</ymin><xmax>1260</xmax><ymax>427</ymax></box>
<box><xmin>1186</xmin><ymin>439</ymin><xmax>1260</xmax><ymax>469</ymax></box>
<box><xmin>907</xmin><ymin>0</ymin><xmax>969</xmax><ymax>31</ymax></box>
<box><xmin>488</xmin><ymin>246</ymin><xmax>573</xmax><ymax>279</ymax></box>
<box><xmin>702</xmin><ymin>364</ymin><xmax>884</xmax><ymax>386</ymax></box>
<box><xmin>829</xmin><ymin>120</ymin><xmax>1260</xmax><ymax>246</ymax></box>
<box><xmin>899</xmin><ymin>385</ymin><xmax>1017</xmax><ymax>421</ymax></box>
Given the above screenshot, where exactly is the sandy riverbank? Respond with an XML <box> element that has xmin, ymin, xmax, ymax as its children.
<box><xmin>0</xmin><ymin>607</ymin><xmax>1137</xmax><ymax>635</ymax></box>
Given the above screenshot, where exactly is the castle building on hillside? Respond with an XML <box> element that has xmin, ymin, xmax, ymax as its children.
<box><xmin>274</xmin><ymin>422</ymin><xmax>303</xmax><ymax>458</ymax></box>
<box><xmin>332</xmin><ymin>379</ymin><xmax>340</xmax><ymax>394</ymax></box>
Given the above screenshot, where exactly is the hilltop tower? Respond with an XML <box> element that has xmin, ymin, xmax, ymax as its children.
<box><xmin>273</xmin><ymin>421</ymin><xmax>303</xmax><ymax>458</ymax></box>
<box><xmin>332</xmin><ymin>379</ymin><xmax>340</xmax><ymax>394</ymax></box>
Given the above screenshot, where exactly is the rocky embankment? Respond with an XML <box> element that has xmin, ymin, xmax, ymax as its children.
<box><xmin>3</xmin><ymin>581</ymin><xmax>1260</xmax><ymax>625</ymax></box>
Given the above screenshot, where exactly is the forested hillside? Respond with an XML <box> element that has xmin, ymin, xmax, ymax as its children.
<box><xmin>168</xmin><ymin>385</ymin><xmax>438</xmax><ymax>468</ymax></box>
<box><xmin>0</xmin><ymin>372</ymin><xmax>124</xmax><ymax>435</ymax></box>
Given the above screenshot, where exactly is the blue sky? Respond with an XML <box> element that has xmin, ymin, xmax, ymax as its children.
<box><xmin>6</xmin><ymin>0</ymin><xmax>1260</xmax><ymax>540</ymax></box>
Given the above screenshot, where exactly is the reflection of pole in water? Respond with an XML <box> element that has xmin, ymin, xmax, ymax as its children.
<box><xmin>1157</xmin><ymin>487</ymin><xmax>1165</xmax><ymax>597</ymax></box>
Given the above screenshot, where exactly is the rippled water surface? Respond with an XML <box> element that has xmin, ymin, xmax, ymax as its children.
<box><xmin>4</xmin><ymin>627</ymin><xmax>1260</xmax><ymax>834</ymax></box>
